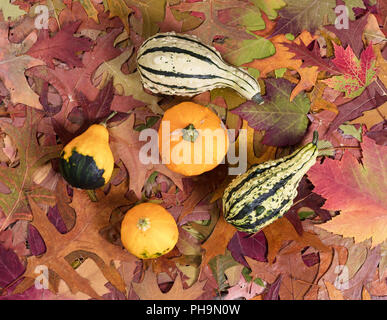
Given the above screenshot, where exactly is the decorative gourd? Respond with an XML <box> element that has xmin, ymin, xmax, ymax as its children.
<box><xmin>137</xmin><ymin>32</ymin><xmax>264</xmax><ymax>104</ymax></box>
<box><xmin>59</xmin><ymin>124</ymin><xmax>114</xmax><ymax>189</ymax></box>
<box><xmin>120</xmin><ymin>203</ymin><xmax>179</xmax><ymax>259</ymax></box>
<box><xmin>223</xmin><ymin>132</ymin><xmax>319</xmax><ymax>234</ymax></box>
<box><xmin>158</xmin><ymin>102</ymin><xmax>229</xmax><ymax>176</ymax></box>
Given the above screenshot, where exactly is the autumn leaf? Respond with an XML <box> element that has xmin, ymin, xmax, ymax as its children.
<box><xmin>13</xmin><ymin>183</ymin><xmax>137</xmax><ymax>299</ymax></box>
<box><xmin>263</xmin><ymin>216</ymin><xmax>330</xmax><ymax>263</ymax></box>
<box><xmin>0</xmin><ymin>107</ymin><xmax>61</xmax><ymax>232</ymax></box>
<box><xmin>322</xmin><ymin>43</ymin><xmax>378</xmax><ymax>98</ymax></box>
<box><xmin>0</xmin><ymin>22</ymin><xmax>45</xmax><ymax>110</ymax></box>
<box><xmin>109</xmin><ymin>114</ymin><xmax>185</xmax><ymax>199</ymax></box>
<box><xmin>27</xmin><ymin>21</ymin><xmax>93</xmax><ymax>69</ymax></box>
<box><xmin>132</xmin><ymin>268</ymin><xmax>206</xmax><ymax>300</ymax></box>
<box><xmin>0</xmin><ymin>0</ymin><xmax>26</xmax><ymax>21</ymax></box>
<box><xmin>231</xmin><ymin>78</ymin><xmax>311</xmax><ymax>147</ymax></box>
<box><xmin>245</xmin><ymin>31</ymin><xmax>319</xmax><ymax>101</ymax></box>
<box><xmin>308</xmin><ymin>135</ymin><xmax>387</xmax><ymax>246</ymax></box>
<box><xmin>103</xmin><ymin>0</ymin><xmax>132</xmax><ymax>34</ymax></box>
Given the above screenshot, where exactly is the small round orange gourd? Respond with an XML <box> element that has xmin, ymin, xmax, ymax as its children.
<box><xmin>120</xmin><ymin>203</ymin><xmax>179</xmax><ymax>259</ymax></box>
<box><xmin>158</xmin><ymin>102</ymin><xmax>229</xmax><ymax>176</ymax></box>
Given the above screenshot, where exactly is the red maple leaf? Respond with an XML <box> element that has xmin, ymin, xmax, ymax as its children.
<box><xmin>307</xmin><ymin>135</ymin><xmax>387</xmax><ymax>246</ymax></box>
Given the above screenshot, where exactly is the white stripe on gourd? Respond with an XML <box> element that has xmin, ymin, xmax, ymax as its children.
<box><xmin>137</xmin><ymin>32</ymin><xmax>264</xmax><ymax>104</ymax></box>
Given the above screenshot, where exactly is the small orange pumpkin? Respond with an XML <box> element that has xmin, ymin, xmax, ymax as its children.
<box><xmin>158</xmin><ymin>102</ymin><xmax>229</xmax><ymax>176</ymax></box>
<box><xmin>120</xmin><ymin>203</ymin><xmax>179</xmax><ymax>259</ymax></box>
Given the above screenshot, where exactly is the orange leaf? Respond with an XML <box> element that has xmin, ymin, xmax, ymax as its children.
<box><xmin>132</xmin><ymin>268</ymin><xmax>206</xmax><ymax>300</ymax></box>
<box><xmin>201</xmin><ymin>214</ymin><xmax>236</xmax><ymax>267</ymax></box>
<box><xmin>245</xmin><ymin>31</ymin><xmax>318</xmax><ymax>101</ymax></box>
<box><xmin>263</xmin><ymin>217</ymin><xmax>330</xmax><ymax>263</ymax></box>
<box><xmin>324</xmin><ymin>280</ymin><xmax>345</xmax><ymax>300</ymax></box>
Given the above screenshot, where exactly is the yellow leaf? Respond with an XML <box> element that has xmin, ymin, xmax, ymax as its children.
<box><xmin>104</xmin><ymin>0</ymin><xmax>132</xmax><ymax>34</ymax></box>
<box><xmin>324</xmin><ymin>280</ymin><xmax>345</xmax><ymax>300</ymax></box>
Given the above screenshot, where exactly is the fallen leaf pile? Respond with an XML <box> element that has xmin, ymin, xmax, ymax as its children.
<box><xmin>0</xmin><ymin>0</ymin><xmax>386</xmax><ymax>301</ymax></box>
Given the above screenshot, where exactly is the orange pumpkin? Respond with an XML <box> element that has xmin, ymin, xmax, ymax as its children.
<box><xmin>120</xmin><ymin>203</ymin><xmax>179</xmax><ymax>259</ymax></box>
<box><xmin>158</xmin><ymin>102</ymin><xmax>229</xmax><ymax>176</ymax></box>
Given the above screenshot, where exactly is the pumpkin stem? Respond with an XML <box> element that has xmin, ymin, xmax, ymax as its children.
<box><xmin>182</xmin><ymin>124</ymin><xmax>199</xmax><ymax>143</ymax></box>
<box><xmin>137</xmin><ymin>217</ymin><xmax>151</xmax><ymax>231</ymax></box>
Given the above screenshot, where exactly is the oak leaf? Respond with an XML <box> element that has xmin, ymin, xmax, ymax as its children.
<box><xmin>0</xmin><ymin>23</ymin><xmax>45</xmax><ymax>110</ymax></box>
<box><xmin>13</xmin><ymin>183</ymin><xmax>137</xmax><ymax>299</ymax></box>
<box><xmin>308</xmin><ymin>135</ymin><xmax>387</xmax><ymax>246</ymax></box>
<box><xmin>0</xmin><ymin>107</ymin><xmax>60</xmax><ymax>232</ymax></box>
<box><xmin>132</xmin><ymin>268</ymin><xmax>206</xmax><ymax>300</ymax></box>
<box><xmin>27</xmin><ymin>21</ymin><xmax>93</xmax><ymax>69</ymax></box>
<box><xmin>109</xmin><ymin>114</ymin><xmax>184</xmax><ymax>199</ymax></box>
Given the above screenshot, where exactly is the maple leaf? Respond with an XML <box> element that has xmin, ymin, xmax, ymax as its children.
<box><xmin>322</xmin><ymin>43</ymin><xmax>378</xmax><ymax>98</ymax></box>
<box><xmin>26</xmin><ymin>21</ymin><xmax>93</xmax><ymax>69</ymax></box>
<box><xmin>109</xmin><ymin>114</ymin><xmax>185</xmax><ymax>199</ymax></box>
<box><xmin>308</xmin><ymin>135</ymin><xmax>387</xmax><ymax>246</ymax></box>
<box><xmin>13</xmin><ymin>183</ymin><xmax>137</xmax><ymax>299</ymax></box>
<box><xmin>132</xmin><ymin>268</ymin><xmax>206</xmax><ymax>300</ymax></box>
<box><xmin>231</xmin><ymin>78</ymin><xmax>311</xmax><ymax>147</ymax></box>
<box><xmin>0</xmin><ymin>22</ymin><xmax>45</xmax><ymax>110</ymax></box>
<box><xmin>0</xmin><ymin>108</ymin><xmax>61</xmax><ymax>232</ymax></box>
<box><xmin>245</xmin><ymin>31</ymin><xmax>319</xmax><ymax>101</ymax></box>
<box><xmin>325</xmin><ymin>12</ymin><xmax>370</xmax><ymax>57</ymax></box>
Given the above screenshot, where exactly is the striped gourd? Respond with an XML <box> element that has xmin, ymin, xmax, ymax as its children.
<box><xmin>222</xmin><ymin>132</ymin><xmax>319</xmax><ymax>234</ymax></box>
<box><xmin>136</xmin><ymin>32</ymin><xmax>264</xmax><ymax>104</ymax></box>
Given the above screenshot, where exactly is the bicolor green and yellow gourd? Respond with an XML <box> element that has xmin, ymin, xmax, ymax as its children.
<box><xmin>223</xmin><ymin>132</ymin><xmax>319</xmax><ymax>233</ymax></box>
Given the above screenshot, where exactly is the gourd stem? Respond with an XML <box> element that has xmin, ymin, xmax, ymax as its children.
<box><xmin>182</xmin><ymin>123</ymin><xmax>199</xmax><ymax>142</ymax></box>
<box><xmin>100</xmin><ymin>111</ymin><xmax>118</xmax><ymax>127</ymax></box>
<box><xmin>312</xmin><ymin>131</ymin><xmax>319</xmax><ymax>146</ymax></box>
<box><xmin>252</xmin><ymin>93</ymin><xmax>264</xmax><ymax>105</ymax></box>
<box><xmin>86</xmin><ymin>189</ymin><xmax>98</xmax><ymax>202</ymax></box>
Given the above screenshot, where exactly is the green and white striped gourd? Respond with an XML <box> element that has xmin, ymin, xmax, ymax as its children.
<box><xmin>223</xmin><ymin>132</ymin><xmax>319</xmax><ymax>234</ymax></box>
<box><xmin>136</xmin><ymin>32</ymin><xmax>264</xmax><ymax>104</ymax></box>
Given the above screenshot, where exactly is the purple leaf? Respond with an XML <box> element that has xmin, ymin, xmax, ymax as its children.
<box><xmin>102</xmin><ymin>282</ymin><xmax>127</xmax><ymax>300</ymax></box>
<box><xmin>27</xmin><ymin>224</ymin><xmax>46</xmax><ymax>256</ymax></box>
<box><xmin>327</xmin><ymin>81</ymin><xmax>387</xmax><ymax>135</ymax></box>
<box><xmin>0</xmin><ymin>243</ymin><xmax>25</xmax><ymax>288</ymax></box>
<box><xmin>47</xmin><ymin>205</ymin><xmax>68</xmax><ymax>234</ymax></box>
<box><xmin>367</xmin><ymin>121</ymin><xmax>387</xmax><ymax>146</ymax></box>
<box><xmin>325</xmin><ymin>12</ymin><xmax>370</xmax><ymax>57</ymax></box>
<box><xmin>264</xmin><ymin>275</ymin><xmax>282</xmax><ymax>300</ymax></box>
<box><xmin>228</xmin><ymin>231</ymin><xmax>267</xmax><ymax>268</ymax></box>
<box><xmin>302</xmin><ymin>252</ymin><xmax>320</xmax><ymax>267</ymax></box>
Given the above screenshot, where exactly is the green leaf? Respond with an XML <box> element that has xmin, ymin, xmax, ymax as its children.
<box><xmin>232</xmin><ymin>78</ymin><xmax>311</xmax><ymax>146</ymax></box>
<box><xmin>250</xmin><ymin>0</ymin><xmax>286</xmax><ymax>20</ymax></box>
<box><xmin>298</xmin><ymin>211</ymin><xmax>315</xmax><ymax>220</ymax></box>
<box><xmin>339</xmin><ymin>124</ymin><xmax>363</xmax><ymax>141</ymax></box>
<box><xmin>343</xmin><ymin>0</ymin><xmax>366</xmax><ymax>21</ymax></box>
<box><xmin>0</xmin><ymin>0</ymin><xmax>26</xmax><ymax>21</ymax></box>
<box><xmin>208</xmin><ymin>251</ymin><xmax>239</xmax><ymax>291</ymax></box>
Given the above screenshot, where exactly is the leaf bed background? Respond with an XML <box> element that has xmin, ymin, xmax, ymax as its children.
<box><xmin>0</xmin><ymin>0</ymin><xmax>386</xmax><ymax>300</ymax></box>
